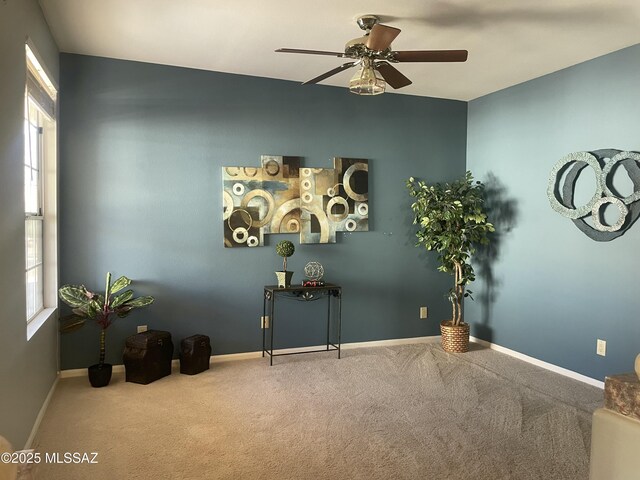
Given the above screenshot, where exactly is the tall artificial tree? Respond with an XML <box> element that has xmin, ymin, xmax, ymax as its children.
<box><xmin>407</xmin><ymin>172</ymin><xmax>494</xmax><ymax>326</ymax></box>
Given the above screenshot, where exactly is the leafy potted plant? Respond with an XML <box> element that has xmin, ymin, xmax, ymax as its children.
<box><xmin>275</xmin><ymin>240</ymin><xmax>295</xmax><ymax>287</ymax></box>
<box><xmin>58</xmin><ymin>272</ymin><xmax>154</xmax><ymax>387</ymax></box>
<box><xmin>407</xmin><ymin>171</ymin><xmax>494</xmax><ymax>353</ymax></box>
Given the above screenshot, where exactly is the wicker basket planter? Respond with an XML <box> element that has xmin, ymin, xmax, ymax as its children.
<box><xmin>440</xmin><ymin>320</ymin><xmax>470</xmax><ymax>353</ymax></box>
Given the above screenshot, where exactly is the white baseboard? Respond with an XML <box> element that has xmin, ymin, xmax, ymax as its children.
<box><xmin>58</xmin><ymin>335</ymin><xmax>602</xmax><ymax>389</ymax></box>
<box><xmin>24</xmin><ymin>376</ymin><xmax>59</xmax><ymax>450</ymax></box>
<box><xmin>60</xmin><ymin>335</ymin><xmax>440</xmax><ymax>376</ymax></box>
<box><xmin>210</xmin><ymin>351</ymin><xmax>261</xmax><ymax>363</ymax></box>
<box><xmin>60</xmin><ymin>365</ymin><xmax>124</xmax><ymax>378</ymax></box>
<box><xmin>470</xmin><ymin>336</ymin><xmax>604</xmax><ymax>389</ymax></box>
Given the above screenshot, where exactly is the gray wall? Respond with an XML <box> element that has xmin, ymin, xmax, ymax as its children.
<box><xmin>0</xmin><ymin>0</ymin><xmax>59</xmax><ymax>448</ymax></box>
<box><xmin>467</xmin><ymin>44</ymin><xmax>640</xmax><ymax>381</ymax></box>
<box><xmin>59</xmin><ymin>54</ymin><xmax>468</xmax><ymax>370</ymax></box>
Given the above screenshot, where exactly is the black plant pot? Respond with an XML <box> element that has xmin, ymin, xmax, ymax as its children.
<box><xmin>88</xmin><ymin>363</ymin><xmax>112</xmax><ymax>388</ymax></box>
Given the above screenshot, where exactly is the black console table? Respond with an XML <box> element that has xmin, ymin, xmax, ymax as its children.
<box><xmin>262</xmin><ymin>284</ymin><xmax>342</xmax><ymax>366</ymax></box>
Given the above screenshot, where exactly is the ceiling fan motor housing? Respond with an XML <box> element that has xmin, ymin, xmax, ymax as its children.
<box><xmin>356</xmin><ymin>15</ymin><xmax>380</xmax><ymax>32</ymax></box>
<box><xmin>344</xmin><ymin>38</ymin><xmax>383</xmax><ymax>58</ymax></box>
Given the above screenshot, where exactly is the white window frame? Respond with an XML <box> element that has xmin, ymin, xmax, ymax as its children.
<box><xmin>25</xmin><ymin>43</ymin><xmax>58</xmax><ymax>340</ymax></box>
<box><xmin>25</xmin><ymin>100</ymin><xmax>46</xmax><ymax>321</ymax></box>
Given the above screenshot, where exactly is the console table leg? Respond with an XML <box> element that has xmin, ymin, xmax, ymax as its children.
<box><xmin>270</xmin><ymin>295</ymin><xmax>275</xmax><ymax>366</ymax></box>
<box><xmin>326</xmin><ymin>294</ymin><xmax>331</xmax><ymax>351</ymax></box>
<box><xmin>337</xmin><ymin>293</ymin><xmax>342</xmax><ymax>359</ymax></box>
<box><xmin>262</xmin><ymin>291</ymin><xmax>266</xmax><ymax>358</ymax></box>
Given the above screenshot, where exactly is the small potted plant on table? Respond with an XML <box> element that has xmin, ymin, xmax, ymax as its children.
<box><xmin>275</xmin><ymin>240</ymin><xmax>295</xmax><ymax>287</ymax></box>
<box><xmin>58</xmin><ymin>272</ymin><xmax>154</xmax><ymax>387</ymax></box>
<box><xmin>407</xmin><ymin>171</ymin><xmax>494</xmax><ymax>353</ymax></box>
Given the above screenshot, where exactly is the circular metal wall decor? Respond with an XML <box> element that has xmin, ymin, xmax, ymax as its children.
<box><xmin>547</xmin><ymin>149</ymin><xmax>640</xmax><ymax>241</ymax></box>
<box><xmin>591</xmin><ymin>197</ymin><xmax>628</xmax><ymax>232</ymax></box>
<box><xmin>547</xmin><ymin>151</ymin><xmax>604</xmax><ymax>220</ymax></box>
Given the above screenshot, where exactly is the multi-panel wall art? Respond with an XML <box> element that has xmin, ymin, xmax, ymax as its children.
<box><xmin>223</xmin><ymin>156</ymin><xmax>369</xmax><ymax>247</ymax></box>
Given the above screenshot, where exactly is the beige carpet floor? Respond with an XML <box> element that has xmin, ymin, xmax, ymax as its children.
<box><xmin>34</xmin><ymin>342</ymin><xmax>603</xmax><ymax>480</ymax></box>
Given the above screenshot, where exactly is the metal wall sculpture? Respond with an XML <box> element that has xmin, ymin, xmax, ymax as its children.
<box><xmin>547</xmin><ymin>149</ymin><xmax>640</xmax><ymax>241</ymax></box>
<box><xmin>223</xmin><ymin>156</ymin><xmax>369</xmax><ymax>247</ymax></box>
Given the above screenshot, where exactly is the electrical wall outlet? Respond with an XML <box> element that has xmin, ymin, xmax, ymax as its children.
<box><xmin>261</xmin><ymin>316</ymin><xmax>270</xmax><ymax>329</ymax></box>
<box><xmin>420</xmin><ymin>306</ymin><xmax>428</xmax><ymax>319</ymax></box>
<box><xmin>137</xmin><ymin>325</ymin><xmax>148</xmax><ymax>333</ymax></box>
<box><xmin>596</xmin><ymin>339</ymin><xmax>606</xmax><ymax>356</ymax></box>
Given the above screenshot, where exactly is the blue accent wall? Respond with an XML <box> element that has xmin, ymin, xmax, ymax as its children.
<box><xmin>467</xmin><ymin>44</ymin><xmax>640</xmax><ymax>381</ymax></box>
<box><xmin>59</xmin><ymin>54</ymin><xmax>468</xmax><ymax>370</ymax></box>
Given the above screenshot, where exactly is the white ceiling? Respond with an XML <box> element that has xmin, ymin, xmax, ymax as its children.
<box><xmin>39</xmin><ymin>0</ymin><xmax>640</xmax><ymax>101</ymax></box>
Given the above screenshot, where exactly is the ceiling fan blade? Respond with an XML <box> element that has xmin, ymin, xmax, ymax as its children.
<box><xmin>276</xmin><ymin>48</ymin><xmax>345</xmax><ymax>57</ymax></box>
<box><xmin>394</xmin><ymin>50</ymin><xmax>468</xmax><ymax>62</ymax></box>
<box><xmin>302</xmin><ymin>62</ymin><xmax>357</xmax><ymax>85</ymax></box>
<box><xmin>376</xmin><ymin>62</ymin><xmax>412</xmax><ymax>89</ymax></box>
<box><xmin>365</xmin><ymin>24</ymin><xmax>401</xmax><ymax>51</ymax></box>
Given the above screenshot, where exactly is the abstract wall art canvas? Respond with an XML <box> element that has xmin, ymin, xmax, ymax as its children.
<box><xmin>223</xmin><ymin>156</ymin><xmax>369</xmax><ymax>247</ymax></box>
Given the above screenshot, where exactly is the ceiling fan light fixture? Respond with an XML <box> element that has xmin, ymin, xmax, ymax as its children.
<box><xmin>349</xmin><ymin>58</ymin><xmax>385</xmax><ymax>96</ymax></box>
<box><xmin>276</xmin><ymin>15</ymin><xmax>468</xmax><ymax>93</ymax></box>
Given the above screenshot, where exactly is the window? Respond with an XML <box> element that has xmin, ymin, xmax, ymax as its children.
<box><xmin>25</xmin><ymin>43</ymin><xmax>58</xmax><ymax>339</ymax></box>
<box><xmin>25</xmin><ymin>99</ymin><xmax>45</xmax><ymax>320</ymax></box>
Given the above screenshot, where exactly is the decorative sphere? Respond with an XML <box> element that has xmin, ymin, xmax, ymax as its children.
<box><xmin>275</xmin><ymin>240</ymin><xmax>295</xmax><ymax>258</ymax></box>
<box><xmin>304</xmin><ymin>261</ymin><xmax>324</xmax><ymax>281</ymax></box>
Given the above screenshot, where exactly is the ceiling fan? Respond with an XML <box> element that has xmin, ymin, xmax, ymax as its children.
<box><xmin>275</xmin><ymin>15</ymin><xmax>468</xmax><ymax>95</ymax></box>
